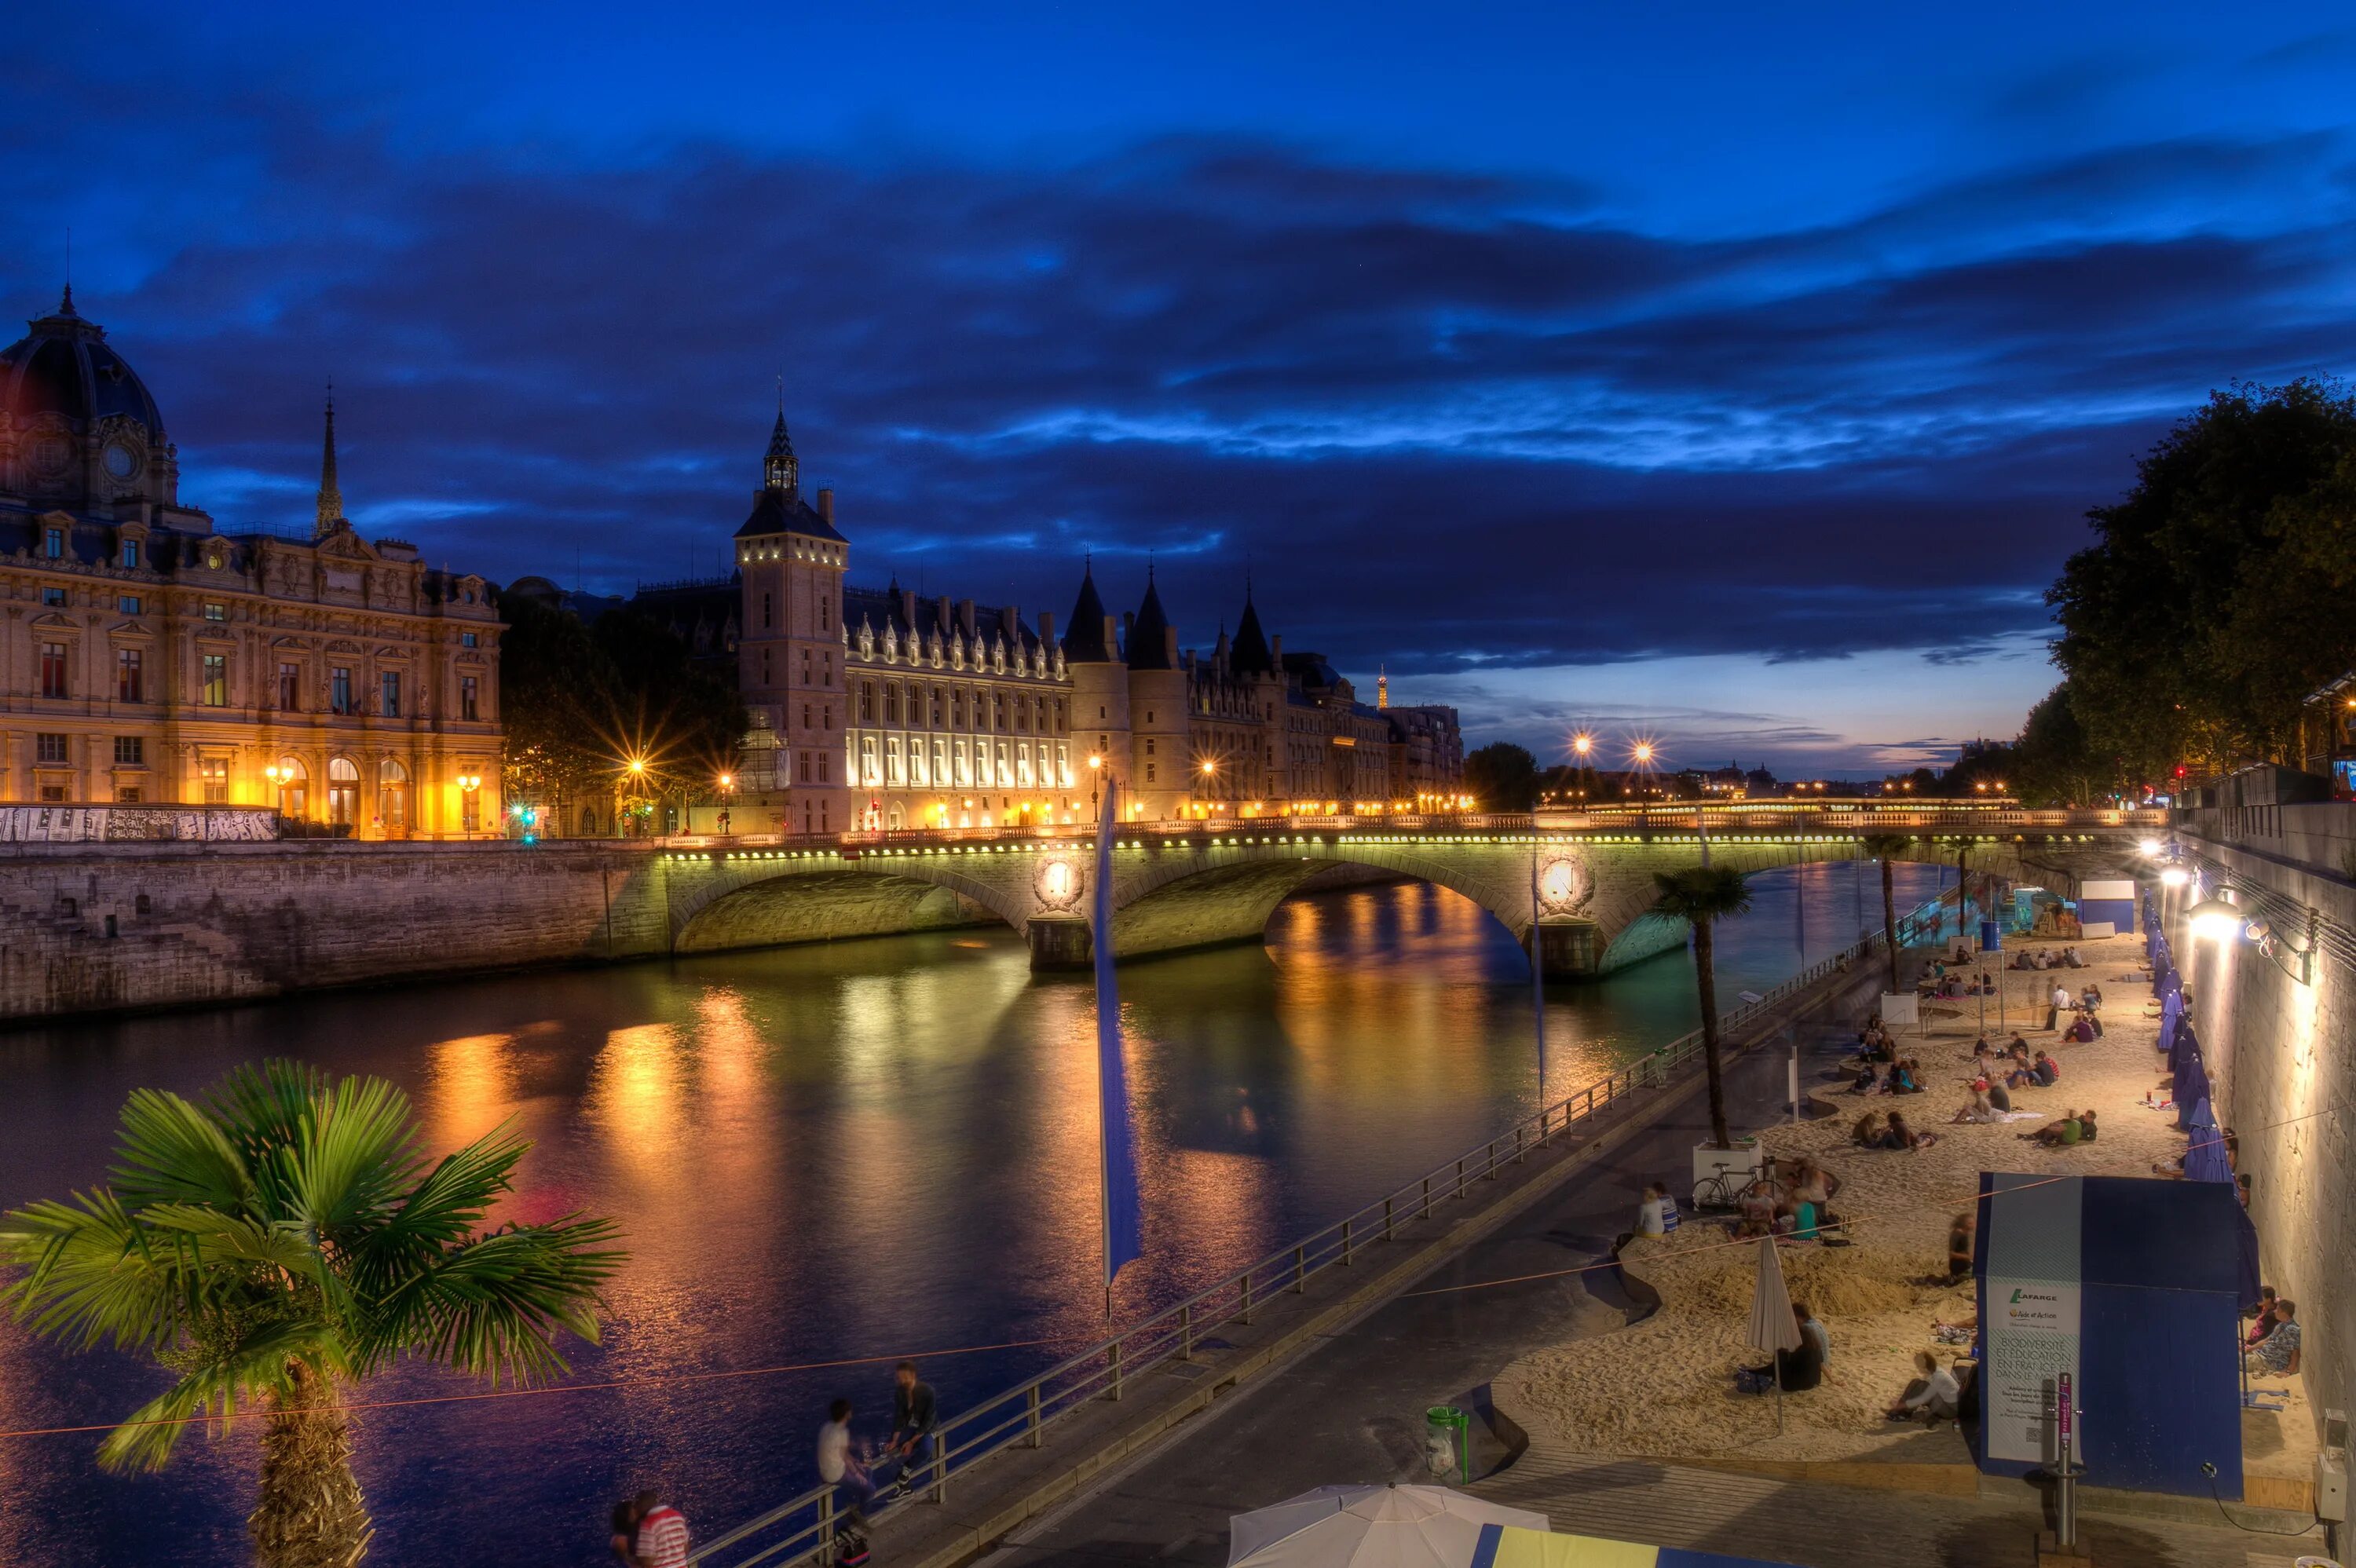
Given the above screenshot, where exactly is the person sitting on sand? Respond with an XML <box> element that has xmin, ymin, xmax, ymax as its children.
<box><xmin>1948</xmin><ymin>1212</ymin><xmax>1976</xmax><ymax>1281</ymax></box>
<box><xmin>1886</xmin><ymin>1351</ymin><xmax>1962</xmax><ymax>1424</ymax></box>
<box><xmin>1636</xmin><ymin>1182</ymin><xmax>1669</xmax><ymax>1238</ymax></box>
<box><xmin>2246</xmin><ymin>1300</ymin><xmax>2301</xmax><ymax>1375</ymax></box>
<box><xmin>2245</xmin><ymin>1287</ymin><xmax>2280</xmax><ymax>1348</ymax></box>
<box><xmin>1981</xmin><ymin>1075</ymin><xmax>2012</xmax><ymax>1113</ymax></box>
<box><xmin>2023</xmin><ymin>1109</ymin><xmax>2083</xmax><ymax>1147</ymax></box>
<box><xmin>1852</xmin><ymin>1110</ymin><xmax>1886</xmax><ymax>1148</ymax></box>
<box><xmin>1849</xmin><ymin>1062</ymin><xmax>1881</xmax><ymax>1095</ymax></box>
<box><xmin>1879</xmin><ymin>1111</ymin><xmax>1937</xmax><ymax>1150</ymax></box>
<box><xmin>2007</xmin><ymin>1051</ymin><xmax>2056</xmax><ymax>1091</ymax></box>
<box><xmin>1737</xmin><ymin>1302</ymin><xmax>1824</xmax><ymax>1394</ymax></box>
<box><xmin>2076</xmin><ymin>1108</ymin><xmax>2098</xmax><ymax>1142</ymax></box>
<box><xmin>1949</xmin><ymin>1088</ymin><xmax>2002</xmax><ymax>1125</ymax></box>
<box><xmin>1792</xmin><ymin>1158</ymin><xmax>1840</xmax><ymax>1209</ymax></box>
<box><xmin>1735</xmin><ymin>1179</ymin><xmax>1778</xmax><ymax>1238</ymax></box>
<box><xmin>1797</xmin><ymin>1301</ymin><xmax>1831</xmax><ymax>1361</ymax></box>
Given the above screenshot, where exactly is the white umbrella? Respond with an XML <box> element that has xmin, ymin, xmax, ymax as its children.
<box><xmin>1745</xmin><ymin>1236</ymin><xmax>1803</xmax><ymax>1433</ymax></box>
<box><xmin>1227</xmin><ymin>1484</ymin><xmax>1549</xmax><ymax>1568</ymax></box>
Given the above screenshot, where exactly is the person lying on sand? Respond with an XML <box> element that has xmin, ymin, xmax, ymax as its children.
<box><xmin>2021</xmin><ymin>1109</ymin><xmax>2087</xmax><ymax>1146</ymax></box>
<box><xmin>1875</xmin><ymin>1112</ymin><xmax>1937</xmax><ymax>1150</ymax></box>
<box><xmin>1948</xmin><ymin>1088</ymin><xmax>2003</xmax><ymax>1125</ymax></box>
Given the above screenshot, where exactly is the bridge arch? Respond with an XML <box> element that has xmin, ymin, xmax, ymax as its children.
<box><xmin>666</xmin><ymin>857</ymin><xmax>1026</xmax><ymax>956</ymax></box>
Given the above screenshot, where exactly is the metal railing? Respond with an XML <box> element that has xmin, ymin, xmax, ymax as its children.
<box><xmin>686</xmin><ymin>905</ymin><xmax>1937</xmax><ymax>1568</ymax></box>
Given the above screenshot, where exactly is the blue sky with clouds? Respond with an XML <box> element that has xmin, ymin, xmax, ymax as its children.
<box><xmin>10</xmin><ymin>2</ymin><xmax>2354</xmax><ymax>772</ymax></box>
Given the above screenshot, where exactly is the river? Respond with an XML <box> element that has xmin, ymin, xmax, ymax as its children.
<box><xmin>0</xmin><ymin>860</ymin><xmax>1948</xmax><ymax>1566</ymax></box>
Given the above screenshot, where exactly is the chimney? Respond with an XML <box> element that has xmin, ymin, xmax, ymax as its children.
<box><xmin>1121</xmin><ymin>611</ymin><xmax>1135</xmax><ymax>659</ymax></box>
<box><xmin>957</xmin><ymin>598</ymin><xmax>976</xmax><ymax>638</ymax></box>
<box><xmin>1271</xmin><ymin>634</ymin><xmax>1284</xmax><ymax>664</ymax></box>
<box><xmin>937</xmin><ymin>594</ymin><xmax>952</xmax><ymax>635</ymax></box>
<box><xmin>1038</xmin><ymin>609</ymin><xmax>1056</xmax><ymax>643</ymax></box>
<box><xmin>900</xmin><ymin>586</ymin><xmax>917</xmax><ymax>631</ymax></box>
<box><xmin>1164</xmin><ymin>627</ymin><xmax>1179</xmax><ymax>667</ymax></box>
<box><xmin>1001</xmin><ymin>604</ymin><xmax>1019</xmax><ymax>640</ymax></box>
<box><xmin>818</xmin><ymin>488</ymin><xmax>835</xmax><ymax>526</ymax></box>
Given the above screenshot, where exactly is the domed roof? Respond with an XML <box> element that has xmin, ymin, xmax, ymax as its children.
<box><xmin>2</xmin><ymin>289</ymin><xmax>168</xmax><ymax>442</ymax></box>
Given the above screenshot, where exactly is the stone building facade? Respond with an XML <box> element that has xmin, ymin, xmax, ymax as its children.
<box><xmin>704</xmin><ymin>411</ymin><xmax>1462</xmax><ymax>831</ymax></box>
<box><xmin>0</xmin><ymin>293</ymin><xmax>502</xmax><ymax>836</ymax></box>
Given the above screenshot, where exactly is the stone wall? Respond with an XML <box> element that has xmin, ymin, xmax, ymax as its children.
<box><xmin>2171</xmin><ymin>828</ymin><xmax>2356</xmax><ymax>1449</ymax></box>
<box><xmin>0</xmin><ymin>840</ymin><xmax>669</xmax><ymax>1020</ymax></box>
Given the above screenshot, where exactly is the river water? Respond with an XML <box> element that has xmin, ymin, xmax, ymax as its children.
<box><xmin>0</xmin><ymin>860</ymin><xmax>1947</xmax><ymax>1566</ymax></box>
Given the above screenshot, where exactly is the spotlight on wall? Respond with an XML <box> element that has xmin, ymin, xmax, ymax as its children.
<box><xmin>2160</xmin><ymin>866</ymin><xmax>2191</xmax><ymax>888</ymax></box>
<box><xmin>2138</xmin><ymin>837</ymin><xmax>2164</xmax><ymax>857</ymax></box>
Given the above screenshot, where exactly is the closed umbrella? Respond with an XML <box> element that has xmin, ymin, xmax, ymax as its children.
<box><xmin>1227</xmin><ymin>1485</ymin><xmax>1548</xmax><ymax>1568</ymax></box>
<box><xmin>2175</xmin><ymin>1047</ymin><xmax>2210</xmax><ymax>1132</ymax></box>
<box><xmin>2185</xmin><ymin>1098</ymin><xmax>2233</xmax><ymax>1184</ymax></box>
<box><xmin>1745</xmin><ymin>1237</ymin><xmax>1803</xmax><ymax>1432</ymax></box>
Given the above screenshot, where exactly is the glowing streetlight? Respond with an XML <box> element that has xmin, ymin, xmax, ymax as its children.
<box><xmin>1631</xmin><ymin>741</ymin><xmax>1654</xmax><ymax>765</ymax></box>
<box><xmin>2159</xmin><ymin>865</ymin><xmax>2191</xmax><ymax>888</ymax></box>
<box><xmin>1572</xmin><ymin>732</ymin><xmax>1593</xmax><ymax>757</ymax></box>
<box><xmin>2186</xmin><ymin>895</ymin><xmax>2241</xmax><ymax>943</ymax></box>
<box><xmin>2138</xmin><ymin>837</ymin><xmax>2164</xmax><ymax>857</ymax></box>
<box><xmin>1200</xmin><ymin>758</ymin><xmax>1216</xmax><ymax>774</ymax></box>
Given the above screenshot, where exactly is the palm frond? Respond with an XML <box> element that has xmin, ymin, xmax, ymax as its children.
<box><xmin>0</xmin><ymin>1191</ymin><xmax>204</xmax><ymax>1354</ymax></box>
<box><xmin>283</xmin><ymin>1074</ymin><xmax>421</xmax><ymax>1244</ymax></box>
<box><xmin>96</xmin><ymin>1314</ymin><xmax>348</xmax><ymax>1473</ymax></box>
<box><xmin>108</xmin><ymin>1089</ymin><xmax>258</xmax><ymax>1215</ymax></box>
<box><xmin>341</xmin><ymin>1124</ymin><xmax>531</xmax><ymax>1298</ymax></box>
<box><xmin>357</xmin><ymin>1216</ymin><xmax>624</xmax><ymax>1382</ymax></box>
<box><xmin>1650</xmin><ymin>864</ymin><xmax>1753</xmax><ymax>923</ymax></box>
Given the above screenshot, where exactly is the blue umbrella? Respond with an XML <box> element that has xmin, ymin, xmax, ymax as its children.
<box><xmin>2175</xmin><ymin>1048</ymin><xmax>2210</xmax><ymax>1131</ymax></box>
<box><xmin>2157</xmin><ymin>992</ymin><xmax>2182</xmax><ymax>1062</ymax></box>
<box><xmin>2185</xmin><ymin>1098</ymin><xmax>2232</xmax><ymax>1183</ymax></box>
<box><xmin>2170</xmin><ymin>1018</ymin><xmax>2201</xmax><ymax>1083</ymax></box>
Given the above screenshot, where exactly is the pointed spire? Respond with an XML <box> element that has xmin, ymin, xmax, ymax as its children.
<box><xmin>1063</xmin><ymin>557</ymin><xmax>1115</xmax><ymax>663</ymax></box>
<box><xmin>1377</xmin><ymin>663</ymin><xmax>1389</xmax><ymax>710</ymax></box>
<box><xmin>57</xmin><ymin>283</ymin><xmax>76</xmax><ymax>318</ymax></box>
<box><xmin>315</xmin><ymin>386</ymin><xmax>345</xmax><ymax>536</ymax></box>
<box><xmin>764</xmin><ymin>386</ymin><xmax>798</xmax><ymax>492</ymax></box>
<box><xmin>1232</xmin><ymin>579</ymin><xmax>1273</xmax><ymax>675</ymax></box>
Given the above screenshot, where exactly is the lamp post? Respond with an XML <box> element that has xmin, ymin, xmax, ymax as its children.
<box><xmin>1088</xmin><ymin>753</ymin><xmax>1103</xmax><ymax>813</ymax></box>
<box><xmin>456</xmin><ymin>769</ymin><xmax>483</xmax><ymax>835</ymax></box>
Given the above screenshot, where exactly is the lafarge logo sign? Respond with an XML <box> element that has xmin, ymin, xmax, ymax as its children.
<box><xmin>2004</xmin><ymin>1285</ymin><xmax>2069</xmax><ymax>1329</ymax></box>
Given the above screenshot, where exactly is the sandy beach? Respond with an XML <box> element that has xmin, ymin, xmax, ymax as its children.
<box><xmin>1500</xmin><ymin>926</ymin><xmax>2241</xmax><ymax>1466</ymax></box>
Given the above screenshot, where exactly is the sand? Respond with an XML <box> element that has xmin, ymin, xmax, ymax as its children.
<box><xmin>1500</xmin><ymin>927</ymin><xmax>2232</xmax><ymax>1465</ymax></box>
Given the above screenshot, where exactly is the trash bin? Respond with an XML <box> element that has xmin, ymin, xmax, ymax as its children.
<box><xmin>1425</xmin><ymin>1405</ymin><xmax>1469</xmax><ymax>1480</ymax></box>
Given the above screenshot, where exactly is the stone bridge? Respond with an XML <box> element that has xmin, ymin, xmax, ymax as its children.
<box><xmin>660</xmin><ymin>811</ymin><xmax>2156</xmax><ymax>978</ymax></box>
<box><xmin>0</xmin><ymin>807</ymin><xmax>2159</xmax><ymax>1020</ymax></box>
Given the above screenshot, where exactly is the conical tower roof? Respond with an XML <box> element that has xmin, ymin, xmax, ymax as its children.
<box><xmin>1231</xmin><ymin>584</ymin><xmax>1273</xmax><ymax>674</ymax></box>
<box><xmin>1062</xmin><ymin>559</ymin><xmax>1118</xmax><ymax>663</ymax></box>
<box><xmin>1128</xmin><ymin>568</ymin><xmax>1175</xmax><ymax>670</ymax></box>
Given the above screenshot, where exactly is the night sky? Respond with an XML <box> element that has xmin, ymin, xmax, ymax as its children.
<box><xmin>13</xmin><ymin>2</ymin><xmax>2354</xmax><ymax>771</ymax></box>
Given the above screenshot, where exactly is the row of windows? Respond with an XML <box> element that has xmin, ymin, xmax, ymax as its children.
<box><xmin>19</xmin><ymin>747</ymin><xmax>478</xmax><ymax>827</ymax></box>
<box><xmin>854</xmin><ymin>682</ymin><xmax>1065</xmax><ymax>733</ymax></box>
<box><xmin>858</xmin><ymin>736</ymin><xmax>1073</xmax><ymax>791</ymax></box>
<box><xmin>25</xmin><ymin>647</ymin><xmax>477</xmax><ymax>720</ymax></box>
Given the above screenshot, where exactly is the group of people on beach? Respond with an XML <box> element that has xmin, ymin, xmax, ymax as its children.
<box><xmin>608</xmin><ymin>1361</ymin><xmax>938</xmax><ymax>1567</ymax></box>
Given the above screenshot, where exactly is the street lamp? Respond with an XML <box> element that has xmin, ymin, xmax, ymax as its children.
<box><xmin>2185</xmin><ymin>895</ymin><xmax>2241</xmax><ymax>944</ymax></box>
<box><xmin>1088</xmin><ymin>753</ymin><xmax>1103</xmax><ymax>812</ymax></box>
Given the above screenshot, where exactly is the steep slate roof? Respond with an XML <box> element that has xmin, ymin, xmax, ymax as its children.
<box><xmin>1062</xmin><ymin>562</ymin><xmax>1118</xmax><ymax>663</ymax></box>
<box><xmin>736</xmin><ymin>484</ymin><xmax>846</xmax><ymax>543</ymax></box>
<box><xmin>843</xmin><ymin>585</ymin><xmax>1049</xmax><ymax>656</ymax></box>
<box><xmin>1126</xmin><ymin>570</ymin><xmax>1175</xmax><ymax>670</ymax></box>
<box><xmin>1230</xmin><ymin>587</ymin><xmax>1274</xmax><ymax>674</ymax></box>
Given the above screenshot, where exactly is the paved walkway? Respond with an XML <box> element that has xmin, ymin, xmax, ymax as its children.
<box><xmin>979</xmin><ymin>964</ymin><xmax>2329</xmax><ymax>1568</ymax></box>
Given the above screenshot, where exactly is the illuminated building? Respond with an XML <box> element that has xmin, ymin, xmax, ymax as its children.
<box><xmin>0</xmin><ymin>293</ymin><xmax>501</xmax><ymax>834</ymax></box>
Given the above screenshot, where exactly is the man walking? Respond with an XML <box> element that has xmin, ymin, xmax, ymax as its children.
<box><xmin>887</xmin><ymin>1360</ymin><xmax>939</xmax><ymax>1499</ymax></box>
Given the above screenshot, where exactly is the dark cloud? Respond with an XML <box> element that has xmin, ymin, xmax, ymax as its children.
<box><xmin>5</xmin><ymin>57</ymin><xmax>2350</xmax><ymax>749</ymax></box>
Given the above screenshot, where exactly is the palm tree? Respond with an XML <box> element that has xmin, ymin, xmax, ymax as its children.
<box><xmin>1860</xmin><ymin>832</ymin><xmax>1914</xmax><ymax>993</ymax></box>
<box><xmin>1651</xmin><ymin>864</ymin><xmax>1754</xmax><ymax>1149</ymax></box>
<box><xmin>0</xmin><ymin>1061</ymin><xmax>622</xmax><ymax>1568</ymax></box>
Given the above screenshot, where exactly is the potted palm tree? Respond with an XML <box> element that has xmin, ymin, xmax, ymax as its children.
<box><xmin>1860</xmin><ymin>832</ymin><xmax>1914</xmax><ymax>994</ymax></box>
<box><xmin>0</xmin><ymin>1060</ymin><xmax>622</xmax><ymax>1568</ymax></box>
<box><xmin>1652</xmin><ymin>864</ymin><xmax>1758</xmax><ymax>1202</ymax></box>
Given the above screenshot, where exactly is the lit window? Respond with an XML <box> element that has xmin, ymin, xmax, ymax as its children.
<box><xmin>203</xmin><ymin>602</ymin><xmax>225</xmax><ymax>621</ymax></box>
<box><xmin>40</xmin><ymin>642</ymin><xmax>68</xmax><ymax>700</ymax></box>
<box><xmin>331</xmin><ymin>667</ymin><xmax>353</xmax><ymax>715</ymax></box>
<box><xmin>201</xmin><ymin>654</ymin><xmax>228</xmax><ymax>707</ymax></box>
<box><xmin>381</xmin><ymin>671</ymin><xmax>401</xmax><ymax>718</ymax></box>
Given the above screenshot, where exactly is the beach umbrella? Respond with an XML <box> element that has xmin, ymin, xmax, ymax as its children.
<box><xmin>2175</xmin><ymin>1047</ymin><xmax>2210</xmax><ymax>1132</ymax></box>
<box><xmin>1227</xmin><ymin>1485</ymin><xmax>1547</xmax><ymax>1568</ymax></box>
<box><xmin>1745</xmin><ymin>1237</ymin><xmax>1802</xmax><ymax>1433</ymax></box>
<box><xmin>1475</xmin><ymin>1523</ymin><xmax>1805</xmax><ymax>1568</ymax></box>
<box><xmin>2157</xmin><ymin>992</ymin><xmax>2181</xmax><ymax>1062</ymax></box>
<box><xmin>2186</xmin><ymin>1098</ymin><xmax>2233</xmax><ymax>1184</ymax></box>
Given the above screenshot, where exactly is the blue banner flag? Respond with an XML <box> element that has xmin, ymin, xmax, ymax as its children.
<box><xmin>1092</xmin><ymin>786</ymin><xmax>1143</xmax><ymax>1290</ymax></box>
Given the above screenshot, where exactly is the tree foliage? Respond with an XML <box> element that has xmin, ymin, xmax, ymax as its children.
<box><xmin>0</xmin><ymin>1062</ymin><xmax>621</xmax><ymax>1568</ymax></box>
<box><xmin>2048</xmin><ymin>379</ymin><xmax>2356</xmax><ymax>779</ymax></box>
<box><xmin>497</xmin><ymin>591</ymin><xmax>749</xmax><ymax>821</ymax></box>
<box><xmin>1464</xmin><ymin>741</ymin><xmax>1541</xmax><ymax>811</ymax></box>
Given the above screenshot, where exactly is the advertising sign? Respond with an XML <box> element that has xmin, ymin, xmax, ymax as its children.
<box><xmin>1985</xmin><ymin>1277</ymin><xmax>2081</xmax><ymax>1462</ymax></box>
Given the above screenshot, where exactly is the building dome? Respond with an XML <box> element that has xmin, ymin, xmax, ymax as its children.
<box><xmin>2</xmin><ymin>289</ymin><xmax>168</xmax><ymax>446</ymax></box>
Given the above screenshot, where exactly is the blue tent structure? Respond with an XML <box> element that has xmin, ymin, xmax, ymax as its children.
<box><xmin>1975</xmin><ymin>1174</ymin><xmax>2261</xmax><ymax>1497</ymax></box>
<box><xmin>2173</xmin><ymin>1040</ymin><xmax>2211</xmax><ymax>1132</ymax></box>
<box><xmin>2157</xmin><ymin>991</ymin><xmax>2182</xmax><ymax>1062</ymax></box>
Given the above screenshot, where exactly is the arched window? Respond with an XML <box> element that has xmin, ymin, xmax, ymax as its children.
<box><xmin>273</xmin><ymin>755</ymin><xmax>309</xmax><ymax>817</ymax></box>
<box><xmin>378</xmin><ymin>758</ymin><xmax>409</xmax><ymax>830</ymax></box>
<box><xmin>327</xmin><ymin>757</ymin><xmax>360</xmax><ymax>825</ymax></box>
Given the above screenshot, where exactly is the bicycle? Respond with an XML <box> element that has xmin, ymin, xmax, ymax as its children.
<box><xmin>1692</xmin><ymin>1164</ymin><xmax>1789</xmax><ymax>1213</ymax></box>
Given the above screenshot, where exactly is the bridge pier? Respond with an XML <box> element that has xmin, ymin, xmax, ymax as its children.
<box><xmin>1027</xmin><ymin>916</ymin><xmax>1092</xmax><ymax>971</ymax></box>
<box><xmin>1531</xmin><ymin>916</ymin><xmax>1601</xmax><ymax>981</ymax></box>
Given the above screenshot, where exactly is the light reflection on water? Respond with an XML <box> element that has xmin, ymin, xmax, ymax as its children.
<box><xmin>0</xmin><ymin>862</ymin><xmax>1945</xmax><ymax>1566</ymax></box>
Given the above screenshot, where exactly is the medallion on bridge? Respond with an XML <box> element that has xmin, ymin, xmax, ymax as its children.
<box><xmin>1536</xmin><ymin>853</ymin><xmax>1594</xmax><ymax>918</ymax></box>
<box><xmin>1034</xmin><ymin>854</ymin><xmax>1087</xmax><ymax>915</ymax></box>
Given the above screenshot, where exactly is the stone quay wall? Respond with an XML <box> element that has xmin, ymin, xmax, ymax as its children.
<box><xmin>2171</xmin><ymin>824</ymin><xmax>2356</xmax><ymax>1449</ymax></box>
<box><xmin>0</xmin><ymin>840</ymin><xmax>673</xmax><ymax>1021</ymax></box>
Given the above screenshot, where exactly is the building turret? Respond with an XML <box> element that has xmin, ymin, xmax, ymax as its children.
<box><xmin>1125</xmin><ymin>568</ymin><xmax>1188</xmax><ymax>817</ymax></box>
<box><xmin>1063</xmin><ymin>558</ymin><xmax>1132</xmax><ymax>805</ymax></box>
<box><xmin>315</xmin><ymin>392</ymin><xmax>345</xmax><ymax>536</ymax></box>
<box><xmin>737</xmin><ymin>399</ymin><xmax>849</xmax><ymax>835</ymax></box>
